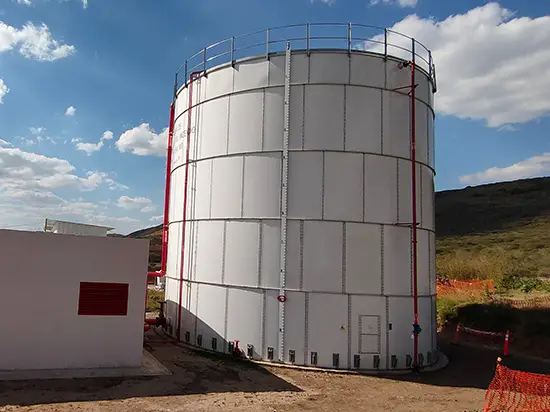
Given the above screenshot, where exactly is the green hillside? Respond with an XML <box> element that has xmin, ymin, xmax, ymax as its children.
<box><xmin>436</xmin><ymin>177</ymin><xmax>550</xmax><ymax>281</ymax></box>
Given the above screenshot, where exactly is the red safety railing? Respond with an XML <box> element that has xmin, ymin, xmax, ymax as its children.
<box><xmin>453</xmin><ymin>323</ymin><xmax>511</xmax><ymax>356</ymax></box>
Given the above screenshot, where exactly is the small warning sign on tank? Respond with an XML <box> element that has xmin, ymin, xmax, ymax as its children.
<box><xmin>340</xmin><ymin>325</ymin><xmax>346</xmax><ymax>331</ymax></box>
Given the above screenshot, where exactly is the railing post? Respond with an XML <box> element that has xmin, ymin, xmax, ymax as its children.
<box><xmin>184</xmin><ymin>61</ymin><xmax>188</xmax><ymax>87</ymax></box>
<box><xmin>347</xmin><ymin>23</ymin><xmax>352</xmax><ymax>55</ymax></box>
<box><xmin>203</xmin><ymin>48</ymin><xmax>207</xmax><ymax>72</ymax></box>
<box><xmin>266</xmin><ymin>28</ymin><xmax>270</xmax><ymax>60</ymax></box>
<box><xmin>173</xmin><ymin>72</ymin><xmax>178</xmax><ymax>99</ymax></box>
<box><xmin>306</xmin><ymin>23</ymin><xmax>311</xmax><ymax>56</ymax></box>
<box><xmin>428</xmin><ymin>50</ymin><xmax>433</xmax><ymax>78</ymax></box>
<box><xmin>384</xmin><ymin>28</ymin><xmax>388</xmax><ymax>59</ymax></box>
<box><xmin>231</xmin><ymin>37</ymin><xmax>235</xmax><ymax>67</ymax></box>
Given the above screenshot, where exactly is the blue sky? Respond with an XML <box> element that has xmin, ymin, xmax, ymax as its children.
<box><xmin>0</xmin><ymin>0</ymin><xmax>549</xmax><ymax>234</ymax></box>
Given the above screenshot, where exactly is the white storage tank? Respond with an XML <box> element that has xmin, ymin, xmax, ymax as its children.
<box><xmin>164</xmin><ymin>24</ymin><xmax>437</xmax><ymax>370</ymax></box>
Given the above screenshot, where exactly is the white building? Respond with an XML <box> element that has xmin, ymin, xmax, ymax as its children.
<box><xmin>0</xmin><ymin>229</ymin><xmax>149</xmax><ymax>370</ymax></box>
<box><xmin>44</xmin><ymin>218</ymin><xmax>115</xmax><ymax>237</ymax></box>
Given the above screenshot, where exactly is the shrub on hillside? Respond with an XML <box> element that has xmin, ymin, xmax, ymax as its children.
<box><xmin>436</xmin><ymin>249</ymin><xmax>522</xmax><ymax>281</ymax></box>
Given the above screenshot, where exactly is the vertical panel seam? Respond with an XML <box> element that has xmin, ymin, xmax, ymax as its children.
<box><xmin>321</xmin><ymin>152</ymin><xmax>326</xmax><ymax>220</ymax></box>
<box><xmin>193</xmin><ymin>221</ymin><xmax>200</xmax><ymax>283</ymax></box>
<box><xmin>261</xmin><ymin>290</ymin><xmax>267</xmax><ymax>358</ymax></box>
<box><xmin>362</xmin><ymin>154</ymin><xmax>366</xmax><ymax>223</ymax></box>
<box><xmin>226</xmin><ymin>95</ymin><xmax>231</xmax><ymax>155</ymax></box>
<box><xmin>261</xmin><ymin>88</ymin><xmax>266</xmax><ymax>151</ymax></box>
<box><xmin>299</xmin><ymin>220</ymin><xmax>304</xmax><ymax>290</ymax></box>
<box><xmin>307</xmin><ymin>53</ymin><xmax>311</xmax><ymax>83</ymax></box>
<box><xmin>419</xmin><ymin>164</ymin><xmax>423</xmax><ymax>228</ymax></box>
<box><xmin>209</xmin><ymin>160</ymin><xmax>214</xmax><ymax>219</ymax></box>
<box><xmin>385</xmin><ymin>296</ymin><xmax>390</xmax><ymax>370</ymax></box>
<box><xmin>241</xmin><ymin>156</ymin><xmax>245</xmax><ymax>218</ymax></box>
<box><xmin>396</xmin><ymin>158</ymin><xmax>400</xmax><ymax>223</ymax></box>
<box><xmin>258</xmin><ymin>223</ymin><xmax>263</xmax><ymax>287</ymax></box>
<box><xmin>301</xmin><ymin>86</ymin><xmax>306</xmax><ymax>150</ymax></box>
<box><xmin>380</xmin><ymin>90</ymin><xmax>384</xmax><ymax>154</ymax></box>
<box><xmin>223</xmin><ymin>287</ymin><xmax>229</xmax><ymax>353</ymax></box>
<box><xmin>194</xmin><ymin>283</ymin><xmax>199</xmax><ymax>343</ymax></box>
<box><xmin>342</xmin><ymin>222</ymin><xmax>347</xmax><ymax>294</ymax></box>
<box><xmin>347</xmin><ymin>294</ymin><xmax>352</xmax><ymax>369</ymax></box>
<box><xmin>343</xmin><ymin>86</ymin><xmax>347</xmax><ymax>151</ymax></box>
<box><xmin>221</xmin><ymin>221</ymin><xmax>227</xmax><ymax>284</ymax></box>
<box><xmin>380</xmin><ymin>225</ymin><xmax>385</xmax><ymax>295</ymax></box>
<box><xmin>176</xmin><ymin>220</ymin><xmax>182</xmax><ymax>284</ymax></box>
<box><xmin>347</xmin><ymin>52</ymin><xmax>352</xmax><ymax>85</ymax></box>
<box><xmin>384</xmin><ymin>56</ymin><xmax>388</xmax><ymax>89</ymax></box>
<box><xmin>304</xmin><ymin>292</ymin><xmax>309</xmax><ymax>365</ymax></box>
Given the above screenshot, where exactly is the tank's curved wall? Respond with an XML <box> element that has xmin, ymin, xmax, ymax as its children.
<box><xmin>165</xmin><ymin>49</ymin><xmax>436</xmax><ymax>370</ymax></box>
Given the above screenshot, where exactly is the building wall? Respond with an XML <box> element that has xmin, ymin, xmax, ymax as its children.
<box><xmin>165</xmin><ymin>49</ymin><xmax>436</xmax><ymax>370</ymax></box>
<box><xmin>0</xmin><ymin>229</ymin><xmax>149</xmax><ymax>370</ymax></box>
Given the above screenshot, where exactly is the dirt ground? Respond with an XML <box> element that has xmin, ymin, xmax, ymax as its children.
<box><xmin>1</xmin><ymin>336</ymin><xmax>549</xmax><ymax>412</ymax></box>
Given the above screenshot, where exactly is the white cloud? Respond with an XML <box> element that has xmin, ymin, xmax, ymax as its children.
<box><xmin>17</xmin><ymin>0</ymin><xmax>32</xmax><ymax>5</ymax></box>
<box><xmin>0</xmin><ymin>79</ymin><xmax>9</xmax><ymax>103</ymax></box>
<box><xmin>0</xmin><ymin>188</ymin><xmax>141</xmax><ymax>234</ymax></box>
<box><xmin>117</xmin><ymin>195</ymin><xmax>155</xmax><ymax>212</ymax></box>
<box><xmin>366</xmin><ymin>3</ymin><xmax>550</xmax><ymax>127</ymax></box>
<box><xmin>149</xmin><ymin>215</ymin><xmax>163</xmax><ymax>222</ymax></box>
<box><xmin>0</xmin><ymin>21</ymin><xmax>76</xmax><ymax>61</ymax></box>
<box><xmin>140</xmin><ymin>205</ymin><xmax>156</xmax><ymax>213</ymax></box>
<box><xmin>81</xmin><ymin>0</ymin><xmax>88</xmax><ymax>9</ymax></box>
<box><xmin>370</xmin><ymin>0</ymin><xmax>418</xmax><ymax>7</ymax></box>
<box><xmin>0</xmin><ymin>139</ymin><xmax>12</xmax><ymax>147</ymax></box>
<box><xmin>116</xmin><ymin>123</ymin><xmax>168</xmax><ymax>156</ymax></box>
<box><xmin>459</xmin><ymin>153</ymin><xmax>550</xmax><ymax>185</ymax></box>
<box><xmin>0</xmin><ymin>146</ymin><xmax>126</xmax><ymax>192</ymax></box>
<box><xmin>103</xmin><ymin>177</ymin><xmax>129</xmax><ymax>191</ymax></box>
<box><xmin>498</xmin><ymin>125</ymin><xmax>518</xmax><ymax>132</ymax></box>
<box><xmin>310</xmin><ymin>0</ymin><xmax>336</xmax><ymax>5</ymax></box>
<box><xmin>0</xmin><ymin>147</ymin><xmax>135</xmax><ymax>232</ymax></box>
<box><xmin>27</xmin><ymin>127</ymin><xmax>56</xmax><ymax>145</ymax></box>
<box><xmin>65</xmin><ymin>106</ymin><xmax>76</xmax><ymax>116</ymax></box>
<box><xmin>74</xmin><ymin>130</ymin><xmax>113</xmax><ymax>155</ymax></box>
<box><xmin>29</xmin><ymin>126</ymin><xmax>45</xmax><ymax>135</ymax></box>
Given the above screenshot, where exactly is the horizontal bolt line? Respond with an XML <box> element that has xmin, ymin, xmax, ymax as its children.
<box><xmin>170</xmin><ymin>150</ymin><xmax>436</xmax><ymax>176</ymax></box>
<box><xmin>164</xmin><ymin>277</ymin><xmax>436</xmax><ymax>297</ymax></box>
<box><xmin>165</xmin><ymin>218</ymin><xmax>436</xmax><ymax>234</ymax></box>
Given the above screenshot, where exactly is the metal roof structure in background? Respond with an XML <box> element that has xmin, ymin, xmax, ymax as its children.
<box><xmin>44</xmin><ymin>218</ymin><xmax>115</xmax><ymax>236</ymax></box>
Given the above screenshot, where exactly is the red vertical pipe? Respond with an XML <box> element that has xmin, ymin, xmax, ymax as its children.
<box><xmin>410</xmin><ymin>60</ymin><xmax>419</xmax><ymax>368</ymax></box>
<box><xmin>176</xmin><ymin>72</ymin><xmax>201</xmax><ymax>341</ymax></box>
<box><xmin>147</xmin><ymin>103</ymin><xmax>175</xmax><ymax>278</ymax></box>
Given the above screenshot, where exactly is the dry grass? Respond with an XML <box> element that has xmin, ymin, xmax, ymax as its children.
<box><xmin>146</xmin><ymin>289</ymin><xmax>164</xmax><ymax>312</ymax></box>
<box><xmin>436</xmin><ymin>248</ymin><xmax>527</xmax><ymax>282</ymax></box>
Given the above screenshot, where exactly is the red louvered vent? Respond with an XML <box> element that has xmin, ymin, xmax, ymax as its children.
<box><xmin>78</xmin><ymin>282</ymin><xmax>129</xmax><ymax>316</ymax></box>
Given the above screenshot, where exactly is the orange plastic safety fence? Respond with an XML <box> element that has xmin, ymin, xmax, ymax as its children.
<box><xmin>484</xmin><ymin>363</ymin><xmax>550</xmax><ymax>412</ymax></box>
<box><xmin>436</xmin><ymin>279</ymin><xmax>495</xmax><ymax>296</ymax></box>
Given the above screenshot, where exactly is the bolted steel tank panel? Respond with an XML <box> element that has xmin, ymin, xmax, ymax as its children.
<box><xmin>164</xmin><ymin>24</ymin><xmax>437</xmax><ymax>371</ymax></box>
